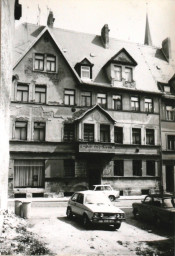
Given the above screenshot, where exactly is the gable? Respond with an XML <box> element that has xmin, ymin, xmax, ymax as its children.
<box><xmin>105</xmin><ymin>48</ymin><xmax>137</xmax><ymax>67</ymax></box>
<box><xmin>83</xmin><ymin>109</ymin><xmax>111</xmax><ymax>123</ymax></box>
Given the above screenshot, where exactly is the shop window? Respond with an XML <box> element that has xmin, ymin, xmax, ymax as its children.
<box><xmin>114</xmin><ymin>65</ymin><xmax>122</xmax><ymax>81</ymax></box>
<box><xmin>146</xmin><ymin>129</ymin><xmax>154</xmax><ymax>145</ymax></box>
<box><xmin>125</xmin><ymin>67</ymin><xmax>132</xmax><ymax>82</ymax></box>
<box><xmin>35</xmin><ymin>85</ymin><xmax>46</xmax><ymax>103</ymax></box>
<box><xmin>16</xmin><ymin>84</ymin><xmax>29</xmax><ymax>102</ymax></box>
<box><xmin>133</xmin><ymin>160</ymin><xmax>142</xmax><ymax>176</ymax></box>
<box><xmin>112</xmin><ymin>95</ymin><xmax>122</xmax><ymax>110</ymax></box>
<box><xmin>81</xmin><ymin>66</ymin><xmax>90</xmax><ymax>79</ymax></box>
<box><xmin>64</xmin><ymin>89</ymin><xmax>75</xmax><ymax>106</ymax></box>
<box><xmin>64</xmin><ymin>124</ymin><xmax>74</xmax><ymax>141</ymax></box>
<box><xmin>84</xmin><ymin>124</ymin><xmax>94</xmax><ymax>142</ymax></box>
<box><xmin>64</xmin><ymin>160</ymin><xmax>75</xmax><ymax>177</ymax></box>
<box><xmin>34</xmin><ymin>122</ymin><xmax>45</xmax><ymax>141</ymax></box>
<box><xmin>114</xmin><ymin>160</ymin><xmax>124</xmax><ymax>176</ymax></box>
<box><xmin>81</xmin><ymin>91</ymin><xmax>91</xmax><ymax>107</ymax></box>
<box><xmin>100</xmin><ymin>124</ymin><xmax>110</xmax><ymax>142</ymax></box>
<box><xmin>167</xmin><ymin>135</ymin><xmax>175</xmax><ymax>150</ymax></box>
<box><xmin>145</xmin><ymin>98</ymin><xmax>153</xmax><ymax>113</ymax></box>
<box><xmin>97</xmin><ymin>93</ymin><xmax>107</xmax><ymax>108</ymax></box>
<box><xmin>14</xmin><ymin>160</ymin><xmax>44</xmax><ymax>188</ymax></box>
<box><xmin>132</xmin><ymin>128</ymin><xmax>141</xmax><ymax>145</ymax></box>
<box><xmin>114</xmin><ymin>127</ymin><xmax>123</xmax><ymax>144</ymax></box>
<box><xmin>166</xmin><ymin>106</ymin><xmax>175</xmax><ymax>121</ymax></box>
<box><xmin>46</xmin><ymin>55</ymin><xmax>56</xmax><ymax>72</ymax></box>
<box><xmin>146</xmin><ymin>161</ymin><xmax>155</xmax><ymax>176</ymax></box>
<box><xmin>15</xmin><ymin>121</ymin><xmax>27</xmax><ymax>140</ymax></box>
<box><xmin>131</xmin><ymin>96</ymin><xmax>140</xmax><ymax>111</ymax></box>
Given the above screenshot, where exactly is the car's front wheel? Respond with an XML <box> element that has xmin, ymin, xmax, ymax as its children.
<box><xmin>82</xmin><ymin>214</ymin><xmax>90</xmax><ymax>228</ymax></box>
<box><xmin>109</xmin><ymin>195</ymin><xmax>115</xmax><ymax>201</ymax></box>
<box><xmin>66</xmin><ymin>207</ymin><xmax>73</xmax><ymax>219</ymax></box>
<box><xmin>114</xmin><ymin>222</ymin><xmax>121</xmax><ymax>230</ymax></box>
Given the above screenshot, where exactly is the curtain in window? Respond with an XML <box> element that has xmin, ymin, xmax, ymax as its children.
<box><xmin>14</xmin><ymin>160</ymin><xmax>44</xmax><ymax>188</ymax></box>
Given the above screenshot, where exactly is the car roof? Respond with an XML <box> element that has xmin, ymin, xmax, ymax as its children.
<box><xmin>93</xmin><ymin>184</ymin><xmax>111</xmax><ymax>187</ymax></box>
<box><xmin>73</xmin><ymin>190</ymin><xmax>103</xmax><ymax>195</ymax></box>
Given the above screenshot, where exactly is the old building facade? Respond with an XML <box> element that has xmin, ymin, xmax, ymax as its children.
<box><xmin>9</xmin><ymin>13</ymin><xmax>175</xmax><ymax>198</ymax></box>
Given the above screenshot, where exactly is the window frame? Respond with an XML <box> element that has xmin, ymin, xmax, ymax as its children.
<box><xmin>146</xmin><ymin>129</ymin><xmax>155</xmax><ymax>145</ymax></box>
<box><xmin>16</xmin><ymin>83</ymin><xmax>29</xmax><ymax>102</ymax></box>
<box><xmin>145</xmin><ymin>98</ymin><xmax>153</xmax><ymax>113</ymax></box>
<box><xmin>64</xmin><ymin>123</ymin><xmax>75</xmax><ymax>142</ymax></box>
<box><xmin>97</xmin><ymin>93</ymin><xmax>107</xmax><ymax>109</ymax></box>
<box><xmin>46</xmin><ymin>54</ymin><xmax>56</xmax><ymax>72</ymax></box>
<box><xmin>81</xmin><ymin>66</ymin><xmax>90</xmax><ymax>79</ymax></box>
<box><xmin>81</xmin><ymin>91</ymin><xmax>92</xmax><ymax>107</ymax></box>
<box><xmin>15</xmin><ymin>121</ymin><xmax>27</xmax><ymax>140</ymax></box>
<box><xmin>146</xmin><ymin>161</ymin><xmax>156</xmax><ymax>176</ymax></box>
<box><xmin>100</xmin><ymin>124</ymin><xmax>110</xmax><ymax>142</ymax></box>
<box><xmin>34</xmin><ymin>53</ymin><xmax>44</xmax><ymax>71</ymax></box>
<box><xmin>131</xmin><ymin>96</ymin><xmax>140</xmax><ymax>111</ymax></box>
<box><xmin>132</xmin><ymin>128</ymin><xmax>141</xmax><ymax>145</ymax></box>
<box><xmin>114</xmin><ymin>126</ymin><xmax>123</xmax><ymax>144</ymax></box>
<box><xmin>125</xmin><ymin>67</ymin><xmax>132</xmax><ymax>82</ymax></box>
<box><xmin>114</xmin><ymin>65</ymin><xmax>122</xmax><ymax>81</ymax></box>
<box><xmin>166</xmin><ymin>105</ymin><xmax>175</xmax><ymax>121</ymax></box>
<box><xmin>33</xmin><ymin>122</ymin><xmax>46</xmax><ymax>141</ymax></box>
<box><xmin>133</xmin><ymin>160</ymin><xmax>142</xmax><ymax>176</ymax></box>
<box><xmin>64</xmin><ymin>89</ymin><xmax>75</xmax><ymax>106</ymax></box>
<box><xmin>64</xmin><ymin>160</ymin><xmax>75</xmax><ymax>177</ymax></box>
<box><xmin>84</xmin><ymin>123</ymin><xmax>94</xmax><ymax>142</ymax></box>
<box><xmin>35</xmin><ymin>85</ymin><xmax>46</xmax><ymax>104</ymax></box>
<box><xmin>112</xmin><ymin>95</ymin><xmax>122</xmax><ymax>110</ymax></box>
<box><xmin>167</xmin><ymin>135</ymin><xmax>175</xmax><ymax>150</ymax></box>
<box><xmin>114</xmin><ymin>160</ymin><xmax>124</xmax><ymax>176</ymax></box>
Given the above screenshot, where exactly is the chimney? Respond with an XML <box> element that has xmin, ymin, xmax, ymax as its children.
<box><xmin>162</xmin><ymin>38</ymin><xmax>171</xmax><ymax>62</ymax></box>
<box><xmin>47</xmin><ymin>11</ymin><xmax>55</xmax><ymax>28</ymax></box>
<box><xmin>101</xmin><ymin>24</ymin><xmax>110</xmax><ymax>49</ymax></box>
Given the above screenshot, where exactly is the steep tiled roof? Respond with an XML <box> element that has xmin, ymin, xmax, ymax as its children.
<box><xmin>14</xmin><ymin>23</ymin><xmax>175</xmax><ymax>93</ymax></box>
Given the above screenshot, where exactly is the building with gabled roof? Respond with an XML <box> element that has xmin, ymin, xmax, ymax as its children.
<box><xmin>9</xmin><ymin>12</ymin><xmax>175</xmax><ymax>198</ymax></box>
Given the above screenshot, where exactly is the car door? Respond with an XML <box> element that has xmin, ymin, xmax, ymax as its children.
<box><xmin>70</xmin><ymin>193</ymin><xmax>79</xmax><ymax>214</ymax></box>
<box><xmin>75</xmin><ymin>193</ymin><xmax>85</xmax><ymax>216</ymax></box>
<box><xmin>138</xmin><ymin>196</ymin><xmax>153</xmax><ymax>220</ymax></box>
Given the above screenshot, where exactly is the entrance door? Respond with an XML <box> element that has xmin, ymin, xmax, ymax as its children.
<box><xmin>89</xmin><ymin>169</ymin><xmax>101</xmax><ymax>190</ymax></box>
<box><xmin>166</xmin><ymin>165</ymin><xmax>174</xmax><ymax>193</ymax></box>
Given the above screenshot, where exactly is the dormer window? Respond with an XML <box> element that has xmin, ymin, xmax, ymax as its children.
<box><xmin>81</xmin><ymin>66</ymin><xmax>90</xmax><ymax>79</ymax></box>
<box><xmin>75</xmin><ymin>58</ymin><xmax>94</xmax><ymax>80</ymax></box>
<box><xmin>164</xmin><ymin>85</ymin><xmax>170</xmax><ymax>93</ymax></box>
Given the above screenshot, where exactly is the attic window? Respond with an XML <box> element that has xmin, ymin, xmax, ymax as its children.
<box><xmin>164</xmin><ymin>85</ymin><xmax>170</xmax><ymax>93</ymax></box>
<box><xmin>81</xmin><ymin>66</ymin><xmax>90</xmax><ymax>79</ymax></box>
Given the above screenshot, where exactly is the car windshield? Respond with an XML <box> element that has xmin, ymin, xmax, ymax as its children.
<box><xmin>85</xmin><ymin>194</ymin><xmax>111</xmax><ymax>204</ymax></box>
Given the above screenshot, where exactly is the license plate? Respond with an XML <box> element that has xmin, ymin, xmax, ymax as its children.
<box><xmin>103</xmin><ymin>220</ymin><xmax>114</xmax><ymax>223</ymax></box>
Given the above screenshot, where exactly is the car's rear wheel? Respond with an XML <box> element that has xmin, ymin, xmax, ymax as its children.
<box><xmin>109</xmin><ymin>195</ymin><xmax>115</xmax><ymax>201</ymax></box>
<box><xmin>66</xmin><ymin>207</ymin><xmax>73</xmax><ymax>219</ymax></box>
<box><xmin>133</xmin><ymin>208</ymin><xmax>139</xmax><ymax>219</ymax></box>
<box><xmin>82</xmin><ymin>214</ymin><xmax>90</xmax><ymax>228</ymax></box>
<box><xmin>114</xmin><ymin>222</ymin><xmax>121</xmax><ymax>230</ymax></box>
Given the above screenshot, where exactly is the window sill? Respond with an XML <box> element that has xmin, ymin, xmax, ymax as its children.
<box><xmin>33</xmin><ymin>70</ymin><xmax>57</xmax><ymax>74</ymax></box>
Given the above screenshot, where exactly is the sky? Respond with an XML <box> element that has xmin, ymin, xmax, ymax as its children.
<box><xmin>16</xmin><ymin>0</ymin><xmax>175</xmax><ymax>50</ymax></box>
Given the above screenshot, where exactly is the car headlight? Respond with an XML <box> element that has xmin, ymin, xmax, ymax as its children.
<box><xmin>93</xmin><ymin>213</ymin><xmax>104</xmax><ymax>218</ymax></box>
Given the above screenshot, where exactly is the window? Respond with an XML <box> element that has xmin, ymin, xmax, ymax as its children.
<box><xmin>64</xmin><ymin>124</ymin><xmax>74</xmax><ymax>141</ymax></box>
<box><xmin>34</xmin><ymin>53</ymin><xmax>44</xmax><ymax>71</ymax></box>
<box><xmin>35</xmin><ymin>85</ymin><xmax>46</xmax><ymax>103</ymax></box>
<box><xmin>114</xmin><ymin>160</ymin><xmax>124</xmax><ymax>176</ymax></box>
<box><xmin>46</xmin><ymin>55</ymin><xmax>56</xmax><ymax>72</ymax></box>
<box><xmin>167</xmin><ymin>135</ymin><xmax>175</xmax><ymax>150</ymax></box>
<box><xmin>166</xmin><ymin>106</ymin><xmax>174</xmax><ymax>121</ymax></box>
<box><xmin>15</xmin><ymin>121</ymin><xmax>27</xmax><ymax>140</ymax></box>
<box><xmin>146</xmin><ymin>129</ymin><xmax>154</xmax><ymax>145</ymax></box>
<box><xmin>132</xmin><ymin>128</ymin><xmax>141</xmax><ymax>144</ymax></box>
<box><xmin>164</xmin><ymin>86</ymin><xmax>170</xmax><ymax>93</ymax></box>
<box><xmin>131</xmin><ymin>96</ymin><xmax>139</xmax><ymax>111</ymax></box>
<box><xmin>112</xmin><ymin>95</ymin><xmax>122</xmax><ymax>110</ymax></box>
<box><xmin>81</xmin><ymin>66</ymin><xmax>90</xmax><ymax>79</ymax></box>
<box><xmin>84</xmin><ymin>124</ymin><xmax>94</xmax><ymax>142</ymax></box>
<box><xmin>77</xmin><ymin>194</ymin><xmax>84</xmax><ymax>204</ymax></box>
<box><xmin>145</xmin><ymin>98</ymin><xmax>153</xmax><ymax>113</ymax></box>
<box><xmin>114</xmin><ymin>127</ymin><xmax>123</xmax><ymax>143</ymax></box>
<box><xmin>100</xmin><ymin>124</ymin><xmax>110</xmax><ymax>142</ymax></box>
<box><xmin>146</xmin><ymin>161</ymin><xmax>155</xmax><ymax>176</ymax></box>
<box><xmin>125</xmin><ymin>67</ymin><xmax>132</xmax><ymax>82</ymax></box>
<box><xmin>34</xmin><ymin>122</ymin><xmax>45</xmax><ymax>141</ymax></box>
<box><xmin>14</xmin><ymin>160</ymin><xmax>44</xmax><ymax>188</ymax></box>
<box><xmin>81</xmin><ymin>91</ymin><xmax>91</xmax><ymax>107</ymax></box>
<box><xmin>64</xmin><ymin>89</ymin><xmax>75</xmax><ymax>106</ymax></box>
<box><xmin>133</xmin><ymin>160</ymin><xmax>142</xmax><ymax>176</ymax></box>
<box><xmin>64</xmin><ymin>160</ymin><xmax>75</xmax><ymax>177</ymax></box>
<box><xmin>97</xmin><ymin>93</ymin><xmax>107</xmax><ymax>108</ymax></box>
<box><xmin>16</xmin><ymin>84</ymin><xmax>29</xmax><ymax>102</ymax></box>
<box><xmin>114</xmin><ymin>65</ymin><xmax>122</xmax><ymax>81</ymax></box>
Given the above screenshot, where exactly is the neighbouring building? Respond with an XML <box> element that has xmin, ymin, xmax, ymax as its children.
<box><xmin>9</xmin><ymin>12</ymin><xmax>175</xmax><ymax>198</ymax></box>
<box><xmin>0</xmin><ymin>0</ymin><xmax>22</xmax><ymax>208</ymax></box>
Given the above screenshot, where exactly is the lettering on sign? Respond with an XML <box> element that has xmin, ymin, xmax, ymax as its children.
<box><xmin>79</xmin><ymin>144</ymin><xmax>115</xmax><ymax>153</ymax></box>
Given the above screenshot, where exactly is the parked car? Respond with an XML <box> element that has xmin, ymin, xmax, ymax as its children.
<box><xmin>92</xmin><ymin>184</ymin><xmax>120</xmax><ymax>201</ymax></box>
<box><xmin>66</xmin><ymin>190</ymin><xmax>125</xmax><ymax>229</ymax></box>
<box><xmin>132</xmin><ymin>194</ymin><xmax>175</xmax><ymax>226</ymax></box>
